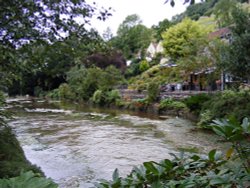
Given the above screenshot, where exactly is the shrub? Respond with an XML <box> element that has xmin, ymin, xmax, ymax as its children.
<box><xmin>0</xmin><ymin>171</ymin><xmax>57</xmax><ymax>188</ymax></box>
<box><xmin>184</xmin><ymin>93</ymin><xmax>211</xmax><ymax>114</ymax></box>
<box><xmin>160</xmin><ymin>98</ymin><xmax>187</xmax><ymax>110</ymax></box>
<box><xmin>106</xmin><ymin>90</ymin><xmax>121</xmax><ymax>105</ymax></box>
<box><xmin>147</xmin><ymin>81</ymin><xmax>160</xmax><ymax>102</ymax></box>
<box><xmin>58</xmin><ymin>83</ymin><xmax>75</xmax><ymax>100</ymax></box>
<box><xmin>199</xmin><ymin>90</ymin><xmax>250</xmax><ymax>125</ymax></box>
<box><xmin>139</xmin><ymin>60</ymin><xmax>150</xmax><ymax>72</ymax></box>
<box><xmin>46</xmin><ymin>89</ymin><xmax>60</xmax><ymax>100</ymax></box>
<box><xmin>91</xmin><ymin>90</ymin><xmax>105</xmax><ymax>105</ymax></box>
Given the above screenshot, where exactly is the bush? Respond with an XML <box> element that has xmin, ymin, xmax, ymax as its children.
<box><xmin>91</xmin><ymin>90</ymin><xmax>105</xmax><ymax>106</ymax></box>
<box><xmin>106</xmin><ymin>89</ymin><xmax>121</xmax><ymax>105</ymax></box>
<box><xmin>58</xmin><ymin>83</ymin><xmax>75</xmax><ymax>100</ymax></box>
<box><xmin>46</xmin><ymin>89</ymin><xmax>60</xmax><ymax>100</ymax></box>
<box><xmin>198</xmin><ymin>90</ymin><xmax>250</xmax><ymax>126</ymax></box>
<box><xmin>147</xmin><ymin>81</ymin><xmax>160</xmax><ymax>102</ymax></box>
<box><xmin>184</xmin><ymin>93</ymin><xmax>211</xmax><ymax>114</ymax></box>
<box><xmin>0</xmin><ymin>171</ymin><xmax>57</xmax><ymax>188</ymax></box>
<box><xmin>160</xmin><ymin>98</ymin><xmax>187</xmax><ymax>110</ymax></box>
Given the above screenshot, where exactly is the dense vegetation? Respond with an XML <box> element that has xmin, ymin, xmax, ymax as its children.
<box><xmin>1</xmin><ymin>0</ymin><xmax>250</xmax><ymax>187</ymax></box>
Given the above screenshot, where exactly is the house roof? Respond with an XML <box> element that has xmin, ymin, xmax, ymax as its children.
<box><xmin>208</xmin><ymin>27</ymin><xmax>231</xmax><ymax>40</ymax></box>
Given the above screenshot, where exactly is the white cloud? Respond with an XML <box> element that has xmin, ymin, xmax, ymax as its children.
<box><xmin>86</xmin><ymin>0</ymin><xmax>189</xmax><ymax>35</ymax></box>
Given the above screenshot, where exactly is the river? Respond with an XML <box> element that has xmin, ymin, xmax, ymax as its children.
<box><xmin>6</xmin><ymin>98</ymin><xmax>228</xmax><ymax>187</ymax></box>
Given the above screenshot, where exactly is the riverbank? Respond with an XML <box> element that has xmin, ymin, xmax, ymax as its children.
<box><xmin>0</xmin><ymin>126</ymin><xmax>44</xmax><ymax>178</ymax></box>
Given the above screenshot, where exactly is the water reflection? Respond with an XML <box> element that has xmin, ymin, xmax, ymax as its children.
<box><xmin>7</xmin><ymin>98</ymin><xmax>227</xmax><ymax>188</ymax></box>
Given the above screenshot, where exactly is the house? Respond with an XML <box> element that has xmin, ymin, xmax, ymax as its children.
<box><xmin>145</xmin><ymin>41</ymin><xmax>164</xmax><ymax>61</ymax></box>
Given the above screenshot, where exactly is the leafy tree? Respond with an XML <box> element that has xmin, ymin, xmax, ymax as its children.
<box><xmin>66</xmin><ymin>65</ymin><xmax>125</xmax><ymax>101</ymax></box>
<box><xmin>162</xmin><ymin>18</ymin><xmax>208</xmax><ymax>60</ymax></box>
<box><xmin>102</xmin><ymin>27</ymin><xmax>114</xmax><ymax>41</ymax></box>
<box><xmin>111</xmin><ymin>14</ymin><xmax>152</xmax><ymax>59</ymax></box>
<box><xmin>185</xmin><ymin>0</ymin><xmax>219</xmax><ymax>20</ymax></box>
<box><xmin>219</xmin><ymin>6</ymin><xmax>250</xmax><ymax>82</ymax></box>
<box><xmin>152</xmin><ymin>19</ymin><xmax>173</xmax><ymax>41</ymax></box>
<box><xmin>0</xmin><ymin>0</ymin><xmax>111</xmax><ymax>93</ymax></box>
<box><xmin>213</xmin><ymin>0</ymin><xmax>238</xmax><ymax>28</ymax></box>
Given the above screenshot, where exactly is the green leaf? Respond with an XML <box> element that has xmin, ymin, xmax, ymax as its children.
<box><xmin>151</xmin><ymin>179</ymin><xmax>162</xmax><ymax>188</ymax></box>
<box><xmin>143</xmin><ymin>162</ymin><xmax>159</xmax><ymax>175</ymax></box>
<box><xmin>208</xmin><ymin>149</ymin><xmax>217</xmax><ymax>161</ymax></box>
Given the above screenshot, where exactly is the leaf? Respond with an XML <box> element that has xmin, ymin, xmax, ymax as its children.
<box><xmin>143</xmin><ymin>162</ymin><xmax>159</xmax><ymax>175</ymax></box>
<box><xmin>208</xmin><ymin>149</ymin><xmax>217</xmax><ymax>161</ymax></box>
<box><xmin>151</xmin><ymin>179</ymin><xmax>162</xmax><ymax>188</ymax></box>
<box><xmin>170</xmin><ymin>0</ymin><xmax>175</xmax><ymax>7</ymax></box>
<box><xmin>112</xmin><ymin>168</ymin><xmax>120</xmax><ymax>181</ymax></box>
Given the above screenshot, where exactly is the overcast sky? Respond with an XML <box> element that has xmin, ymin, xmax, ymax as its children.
<box><xmin>86</xmin><ymin>0</ymin><xmax>189</xmax><ymax>35</ymax></box>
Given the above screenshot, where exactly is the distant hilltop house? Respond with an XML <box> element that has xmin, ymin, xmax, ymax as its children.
<box><xmin>145</xmin><ymin>41</ymin><xmax>168</xmax><ymax>64</ymax></box>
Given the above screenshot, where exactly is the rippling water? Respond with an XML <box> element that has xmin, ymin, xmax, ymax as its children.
<box><xmin>7</xmin><ymin>98</ymin><xmax>228</xmax><ymax>187</ymax></box>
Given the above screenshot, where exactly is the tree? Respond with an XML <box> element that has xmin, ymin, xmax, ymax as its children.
<box><xmin>111</xmin><ymin>14</ymin><xmax>153</xmax><ymax>59</ymax></box>
<box><xmin>219</xmin><ymin>6</ymin><xmax>250</xmax><ymax>82</ymax></box>
<box><xmin>213</xmin><ymin>0</ymin><xmax>238</xmax><ymax>28</ymax></box>
<box><xmin>0</xmin><ymin>0</ymin><xmax>111</xmax><ymax>46</ymax></box>
<box><xmin>0</xmin><ymin>0</ymin><xmax>111</xmax><ymax>92</ymax></box>
<box><xmin>102</xmin><ymin>27</ymin><xmax>113</xmax><ymax>41</ymax></box>
<box><xmin>152</xmin><ymin>19</ymin><xmax>173</xmax><ymax>41</ymax></box>
<box><xmin>185</xmin><ymin>0</ymin><xmax>219</xmax><ymax>20</ymax></box>
<box><xmin>162</xmin><ymin>18</ymin><xmax>208</xmax><ymax>60</ymax></box>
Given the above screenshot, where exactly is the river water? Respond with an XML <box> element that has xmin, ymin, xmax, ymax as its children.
<box><xmin>6</xmin><ymin>98</ymin><xmax>227</xmax><ymax>187</ymax></box>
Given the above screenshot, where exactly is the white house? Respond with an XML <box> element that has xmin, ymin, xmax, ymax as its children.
<box><xmin>145</xmin><ymin>41</ymin><xmax>164</xmax><ymax>61</ymax></box>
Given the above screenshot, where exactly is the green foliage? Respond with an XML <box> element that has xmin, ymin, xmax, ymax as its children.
<box><xmin>99</xmin><ymin>66</ymin><xmax>125</xmax><ymax>91</ymax></box>
<box><xmin>185</xmin><ymin>0</ymin><xmax>219</xmax><ymax>20</ymax></box>
<box><xmin>184</xmin><ymin>93</ymin><xmax>212</xmax><ymax>115</ymax></box>
<box><xmin>92</xmin><ymin>90</ymin><xmax>105</xmax><ymax>105</ymax></box>
<box><xmin>160</xmin><ymin>98</ymin><xmax>187</xmax><ymax>110</ymax></box>
<box><xmin>111</xmin><ymin>14</ymin><xmax>152</xmax><ymax>59</ymax></box>
<box><xmin>58</xmin><ymin>84</ymin><xmax>75</xmax><ymax>101</ymax></box>
<box><xmin>152</xmin><ymin>18</ymin><xmax>173</xmax><ymax>41</ymax></box>
<box><xmin>106</xmin><ymin>90</ymin><xmax>122</xmax><ymax>105</ymax></box>
<box><xmin>46</xmin><ymin>89</ymin><xmax>60</xmax><ymax>100</ymax></box>
<box><xmin>139</xmin><ymin>60</ymin><xmax>150</xmax><ymax>72</ymax></box>
<box><xmin>147</xmin><ymin>81</ymin><xmax>160</xmax><ymax>102</ymax></box>
<box><xmin>0</xmin><ymin>127</ymin><xmax>44</xmax><ymax>178</ymax></box>
<box><xmin>213</xmin><ymin>0</ymin><xmax>238</xmax><ymax>27</ymax></box>
<box><xmin>1</xmin><ymin>0</ymin><xmax>111</xmax><ymax>94</ymax></box>
<box><xmin>0</xmin><ymin>92</ymin><xmax>9</xmax><ymax>127</ymax></box>
<box><xmin>199</xmin><ymin>90</ymin><xmax>250</xmax><ymax>126</ymax></box>
<box><xmin>91</xmin><ymin>89</ymin><xmax>122</xmax><ymax>106</ymax></box>
<box><xmin>219</xmin><ymin>6</ymin><xmax>250</xmax><ymax>82</ymax></box>
<box><xmin>128</xmin><ymin>65</ymin><xmax>176</xmax><ymax>91</ymax></box>
<box><xmin>66</xmin><ymin>66</ymin><xmax>125</xmax><ymax>102</ymax></box>
<box><xmin>162</xmin><ymin>18</ymin><xmax>208</xmax><ymax>60</ymax></box>
<box><xmin>209</xmin><ymin>117</ymin><xmax>250</xmax><ymax>173</ymax></box>
<box><xmin>0</xmin><ymin>171</ymin><xmax>57</xmax><ymax>188</ymax></box>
